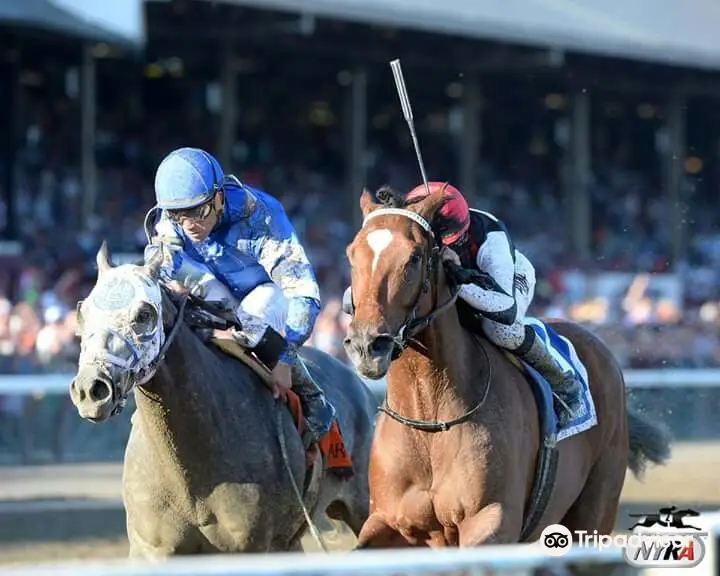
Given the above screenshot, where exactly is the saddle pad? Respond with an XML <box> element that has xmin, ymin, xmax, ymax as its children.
<box><xmin>522</xmin><ymin>317</ymin><xmax>598</xmax><ymax>442</ymax></box>
<box><xmin>285</xmin><ymin>391</ymin><xmax>354</xmax><ymax>477</ymax></box>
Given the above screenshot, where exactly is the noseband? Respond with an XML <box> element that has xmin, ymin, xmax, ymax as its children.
<box><xmin>362</xmin><ymin>207</ymin><xmax>458</xmax><ymax>358</ymax></box>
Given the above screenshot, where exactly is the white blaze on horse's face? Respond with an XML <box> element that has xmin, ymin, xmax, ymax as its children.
<box><xmin>366</xmin><ymin>228</ymin><xmax>394</xmax><ymax>274</ymax></box>
<box><xmin>77</xmin><ymin>264</ymin><xmax>164</xmax><ymax>385</ymax></box>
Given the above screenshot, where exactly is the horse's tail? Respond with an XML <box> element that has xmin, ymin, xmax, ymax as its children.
<box><xmin>626</xmin><ymin>407</ymin><xmax>672</xmax><ymax>479</ymax></box>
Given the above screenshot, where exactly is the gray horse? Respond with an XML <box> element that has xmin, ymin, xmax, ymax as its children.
<box><xmin>69</xmin><ymin>243</ymin><xmax>375</xmax><ymax>557</ymax></box>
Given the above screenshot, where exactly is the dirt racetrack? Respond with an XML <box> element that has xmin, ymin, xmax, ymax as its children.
<box><xmin>0</xmin><ymin>441</ymin><xmax>717</xmax><ymax>566</ymax></box>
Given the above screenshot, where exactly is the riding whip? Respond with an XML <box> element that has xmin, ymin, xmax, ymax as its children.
<box><xmin>390</xmin><ymin>59</ymin><xmax>430</xmax><ymax>196</ymax></box>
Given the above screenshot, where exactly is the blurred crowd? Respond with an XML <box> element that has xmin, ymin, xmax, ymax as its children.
<box><xmin>1</xmin><ymin>70</ymin><xmax>720</xmax><ymax>395</ymax></box>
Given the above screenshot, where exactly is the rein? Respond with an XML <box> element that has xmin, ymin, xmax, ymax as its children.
<box><xmin>378</xmin><ymin>336</ymin><xmax>492</xmax><ymax>432</ymax></box>
<box><xmin>362</xmin><ymin>207</ymin><xmax>490</xmax><ymax>432</ymax></box>
<box><xmin>116</xmin><ymin>293</ymin><xmax>188</xmax><ymax>414</ymax></box>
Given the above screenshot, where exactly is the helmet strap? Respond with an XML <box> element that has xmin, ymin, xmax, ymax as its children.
<box><xmin>211</xmin><ymin>190</ymin><xmax>225</xmax><ymax>230</ymax></box>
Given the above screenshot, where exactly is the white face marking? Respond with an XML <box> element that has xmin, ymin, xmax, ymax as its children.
<box><xmin>366</xmin><ymin>228</ymin><xmax>393</xmax><ymax>274</ymax></box>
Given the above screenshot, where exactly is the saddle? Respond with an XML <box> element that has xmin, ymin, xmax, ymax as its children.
<box><xmin>210</xmin><ymin>336</ymin><xmax>275</xmax><ymax>384</ymax></box>
<box><xmin>185</xmin><ymin>300</ymin><xmax>353</xmax><ymax>478</ymax></box>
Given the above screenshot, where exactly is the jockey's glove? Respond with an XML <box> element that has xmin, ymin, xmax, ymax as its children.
<box><xmin>443</xmin><ymin>261</ymin><xmax>507</xmax><ymax>295</ymax></box>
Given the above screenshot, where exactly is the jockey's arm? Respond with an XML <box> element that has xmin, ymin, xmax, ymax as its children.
<box><xmin>143</xmin><ymin>213</ymin><xmax>278</xmax><ymax>348</ymax></box>
<box><xmin>251</xmin><ymin>198</ymin><xmax>321</xmax><ymax>364</ymax></box>
<box><xmin>143</xmin><ymin>214</ymin><xmax>231</xmax><ymax>299</ymax></box>
<box><xmin>458</xmin><ymin>227</ymin><xmax>517</xmax><ymax>325</ymax></box>
<box><xmin>143</xmin><ymin>212</ymin><xmax>185</xmax><ymax>281</ymax></box>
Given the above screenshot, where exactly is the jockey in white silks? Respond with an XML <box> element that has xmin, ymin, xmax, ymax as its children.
<box><xmin>343</xmin><ymin>182</ymin><xmax>583</xmax><ymax>427</ymax></box>
<box><xmin>143</xmin><ymin>146</ymin><xmax>334</xmax><ymax>451</ymax></box>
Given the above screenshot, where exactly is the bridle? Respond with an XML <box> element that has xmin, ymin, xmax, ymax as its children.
<box><xmin>77</xmin><ymin>284</ymin><xmax>188</xmax><ymax>417</ymax></box>
<box><xmin>116</xmin><ymin>291</ymin><xmax>188</xmax><ymax>414</ymax></box>
<box><xmin>362</xmin><ymin>207</ymin><xmax>459</xmax><ymax>359</ymax></box>
<box><xmin>359</xmin><ymin>206</ymin><xmax>491</xmax><ymax>433</ymax></box>
<box><xmin>361</xmin><ymin>207</ymin><xmax>491</xmax><ymax>431</ymax></box>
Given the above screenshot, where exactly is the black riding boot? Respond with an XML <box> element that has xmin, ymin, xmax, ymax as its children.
<box><xmin>516</xmin><ymin>326</ymin><xmax>585</xmax><ymax>428</ymax></box>
<box><xmin>291</xmin><ymin>355</ymin><xmax>337</xmax><ymax>449</ymax></box>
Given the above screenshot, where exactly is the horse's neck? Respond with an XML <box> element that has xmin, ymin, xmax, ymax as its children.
<box><xmin>386</xmin><ymin>306</ymin><xmax>485</xmax><ymax>421</ymax></box>
<box><xmin>134</xmin><ymin>327</ymin><xmax>223</xmax><ymax>481</ymax></box>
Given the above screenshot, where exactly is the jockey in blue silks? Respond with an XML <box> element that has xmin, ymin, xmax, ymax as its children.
<box><xmin>143</xmin><ymin>147</ymin><xmax>335</xmax><ymax>452</ymax></box>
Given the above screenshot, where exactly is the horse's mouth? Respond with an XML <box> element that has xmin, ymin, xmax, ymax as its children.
<box><xmin>359</xmin><ymin>367</ymin><xmax>389</xmax><ymax>380</ymax></box>
<box><xmin>344</xmin><ymin>348</ymin><xmax>392</xmax><ymax>380</ymax></box>
<box><xmin>75</xmin><ymin>398</ymin><xmax>115</xmax><ymax>422</ymax></box>
<box><xmin>344</xmin><ymin>335</ymin><xmax>393</xmax><ymax>380</ymax></box>
<box><xmin>70</xmin><ymin>371</ymin><xmax>117</xmax><ymax>423</ymax></box>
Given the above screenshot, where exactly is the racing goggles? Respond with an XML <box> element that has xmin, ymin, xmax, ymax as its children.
<box><xmin>166</xmin><ymin>196</ymin><xmax>216</xmax><ymax>224</ymax></box>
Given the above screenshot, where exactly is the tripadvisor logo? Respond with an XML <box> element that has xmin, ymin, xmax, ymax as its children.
<box><xmin>539</xmin><ymin>507</ymin><xmax>709</xmax><ymax>569</ymax></box>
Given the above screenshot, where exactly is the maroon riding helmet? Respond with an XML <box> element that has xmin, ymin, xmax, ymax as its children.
<box><xmin>405</xmin><ymin>182</ymin><xmax>470</xmax><ymax>246</ymax></box>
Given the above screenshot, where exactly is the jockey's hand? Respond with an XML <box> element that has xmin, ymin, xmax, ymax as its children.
<box><xmin>443</xmin><ymin>260</ymin><xmax>499</xmax><ymax>293</ymax></box>
<box><xmin>165</xmin><ymin>280</ymin><xmax>190</xmax><ymax>297</ymax></box>
<box><xmin>270</xmin><ymin>361</ymin><xmax>293</xmax><ymax>400</ymax></box>
<box><xmin>441</xmin><ymin>247</ymin><xmax>461</xmax><ymax>266</ymax></box>
<box><xmin>442</xmin><ymin>259</ymin><xmax>474</xmax><ymax>287</ymax></box>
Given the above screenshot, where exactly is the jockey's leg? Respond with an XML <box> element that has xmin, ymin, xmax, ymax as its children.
<box><xmin>483</xmin><ymin>320</ymin><xmax>584</xmax><ymax>428</ymax></box>
<box><xmin>477</xmin><ymin>253</ymin><xmax>582</xmax><ymax>428</ymax></box>
<box><xmin>289</xmin><ymin>354</ymin><xmax>337</xmax><ymax>449</ymax></box>
<box><xmin>239</xmin><ymin>283</ymin><xmax>336</xmax><ymax>452</ymax></box>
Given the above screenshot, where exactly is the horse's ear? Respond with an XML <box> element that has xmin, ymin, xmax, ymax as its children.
<box><xmin>416</xmin><ymin>183</ymin><xmax>448</xmax><ymax>222</ymax></box>
<box><xmin>144</xmin><ymin>243</ymin><xmax>165</xmax><ymax>280</ymax></box>
<box><xmin>74</xmin><ymin>300</ymin><xmax>85</xmax><ymax>336</ymax></box>
<box><xmin>360</xmin><ymin>188</ymin><xmax>381</xmax><ymax>219</ymax></box>
<box><xmin>96</xmin><ymin>241</ymin><xmax>113</xmax><ymax>276</ymax></box>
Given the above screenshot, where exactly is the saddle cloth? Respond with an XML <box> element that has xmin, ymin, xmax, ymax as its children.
<box><xmin>515</xmin><ymin>318</ymin><xmax>598</xmax><ymax>442</ymax></box>
<box><xmin>210</xmin><ymin>336</ymin><xmax>354</xmax><ymax>476</ymax></box>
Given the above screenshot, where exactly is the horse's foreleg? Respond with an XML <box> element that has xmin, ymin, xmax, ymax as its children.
<box><xmin>458</xmin><ymin>503</ymin><xmax>522</xmax><ymax>546</ymax></box>
<box><xmin>355</xmin><ymin>514</ymin><xmax>408</xmax><ymax>549</ymax></box>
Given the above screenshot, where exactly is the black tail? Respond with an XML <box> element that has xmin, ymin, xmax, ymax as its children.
<box><xmin>627</xmin><ymin>408</ymin><xmax>672</xmax><ymax>479</ymax></box>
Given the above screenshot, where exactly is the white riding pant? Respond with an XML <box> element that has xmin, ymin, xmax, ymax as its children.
<box><xmin>237</xmin><ymin>283</ymin><xmax>288</xmax><ymax>336</ymax></box>
<box><xmin>161</xmin><ymin>246</ymin><xmax>289</xmax><ymax>346</ymax></box>
<box><xmin>480</xmin><ymin>251</ymin><xmax>536</xmax><ymax>351</ymax></box>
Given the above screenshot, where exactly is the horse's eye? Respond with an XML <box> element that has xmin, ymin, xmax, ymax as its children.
<box><xmin>134</xmin><ymin>305</ymin><xmax>158</xmax><ymax>333</ymax></box>
<box><xmin>409</xmin><ymin>253</ymin><xmax>422</xmax><ymax>266</ymax></box>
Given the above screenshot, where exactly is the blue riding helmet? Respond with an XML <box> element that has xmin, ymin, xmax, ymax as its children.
<box><xmin>154</xmin><ymin>147</ymin><xmax>225</xmax><ymax>210</ymax></box>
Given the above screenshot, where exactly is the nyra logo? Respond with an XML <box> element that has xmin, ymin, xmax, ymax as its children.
<box><xmin>623</xmin><ymin>507</ymin><xmax>708</xmax><ymax>568</ymax></box>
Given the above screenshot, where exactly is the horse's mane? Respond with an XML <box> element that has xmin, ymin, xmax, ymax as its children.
<box><xmin>375</xmin><ymin>185</ymin><xmax>425</xmax><ymax>209</ymax></box>
<box><xmin>155</xmin><ymin>284</ymin><xmax>268</xmax><ymax>391</ymax></box>
<box><xmin>158</xmin><ymin>284</ymin><xmax>229</xmax><ymax>334</ymax></box>
<box><xmin>375</xmin><ymin>185</ymin><xmax>405</xmax><ymax>208</ymax></box>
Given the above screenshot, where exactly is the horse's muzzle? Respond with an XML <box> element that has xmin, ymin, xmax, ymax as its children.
<box><xmin>69</xmin><ymin>367</ymin><xmax>115</xmax><ymax>422</ymax></box>
<box><xmin>343</xmin><ymin>327</ymin><xmax>394</xmax><ymax>379</ymax></box>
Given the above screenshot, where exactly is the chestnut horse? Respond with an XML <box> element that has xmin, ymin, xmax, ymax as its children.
<box><xmin>343</xmin><ymin>186</ymin><xmax>670</xmax><ymax>547</ymax></box>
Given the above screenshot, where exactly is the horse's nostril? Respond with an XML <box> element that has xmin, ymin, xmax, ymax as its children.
<box><xmin>370</xmin><ymin>337</ymin><xmax>393</xmax><ymax>355</ymax></box>
<box><xmin>89</xmin><ymin>380</ymin><xmax>112</xmax><ymax>402</ymax></box>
